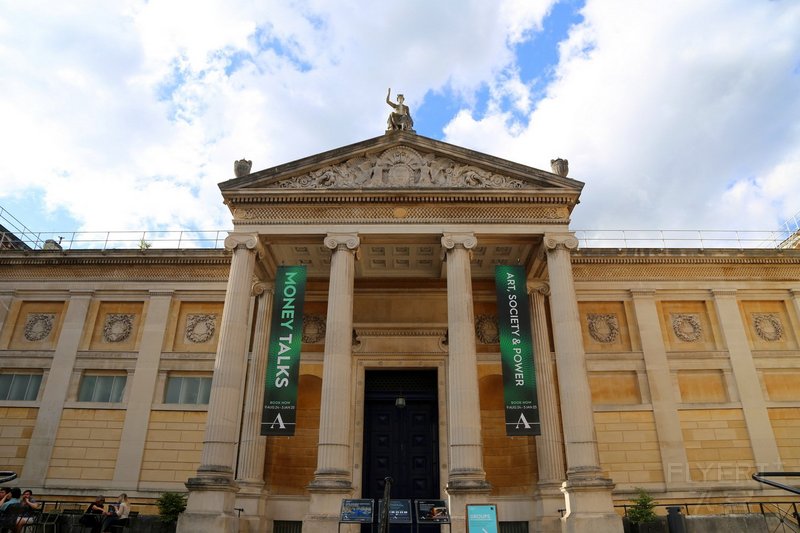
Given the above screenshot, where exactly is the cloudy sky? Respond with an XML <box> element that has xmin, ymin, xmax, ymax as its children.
<box><xmin>1</xmin><ymin>0</ymin><xmax>799</xmax><ymax>244</ymax></box>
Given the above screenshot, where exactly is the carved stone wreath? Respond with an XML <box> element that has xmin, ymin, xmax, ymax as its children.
<box><xmin>587</xmin><ymin>313</ymin><xmax>619</xmax><ymax>343</ymax></box>
<box><xmin>185</xmin><ymin>314</ymin><xmax>216</xmax><ymax>344</ymax></box>
<box><xmin>752</xmin><ymin>313</ymin><xmax>783</xmax><ymax>342</ymax></box>
<box><xmin>475</xmin><ymin>314</ymin><xmax>500</xmax><ymax>344</ymax></box>
<box><xmin>103</xmin><ymin>314</ymin><xmax>134</xmax><ymax>343</ymax></box>
<box><xmin>24</xmin><ymin>313</ymin><xmax>55</xmax><ymax>342</ymax></box>
<box><xmin>671</xmin><ymin>313</ymin><xmax>703</xmax><ymax>343</ymax></box>
<box><xmin>302</xmin><ymin>314</ymin><xmax>327</xmax><ymax>344</ymax></box>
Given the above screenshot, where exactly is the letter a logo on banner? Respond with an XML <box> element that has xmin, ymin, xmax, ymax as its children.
<box><xmin>261</xmin><ymin>265</ymin><xmax>307</xmax><ymax>436</ymax></box>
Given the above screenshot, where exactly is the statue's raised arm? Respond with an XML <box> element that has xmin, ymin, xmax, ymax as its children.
<box><xmin>385</xmin><ymin>88</ymin><xmax>414</xmax><ymax>133</ymax></box>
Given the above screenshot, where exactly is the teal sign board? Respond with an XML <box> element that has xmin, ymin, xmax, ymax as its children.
<box><xmin>494</xmin><ymin>265</ymin><xmax>541</xmax><ymax>436</ymax></box>
<box><xmin>261</xmin><ymin>265</ymin><xmax>307</xmax><ymax>435</ymax></box>
<box><xmin>466</xmin><ymin>504</ymin><xmax>499</xmax><ymax>533</ymax></box>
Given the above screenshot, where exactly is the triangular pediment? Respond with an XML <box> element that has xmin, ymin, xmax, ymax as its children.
<box><xmin>219</xmin><ymin>131</ymin><xmax>583</xmax><ymax>195</ymax></box>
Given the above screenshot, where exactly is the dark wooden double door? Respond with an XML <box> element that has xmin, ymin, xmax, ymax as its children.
<box><xmin>362</xmin><ymin>370</ymin><xmax>440</xmax><ymax>532</ymax></box>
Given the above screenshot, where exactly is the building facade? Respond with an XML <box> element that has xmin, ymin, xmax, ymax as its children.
<box><xmin>0</xmin><ymin>131</ymin><xmax>799</xmax><ymax>533</ymax></box>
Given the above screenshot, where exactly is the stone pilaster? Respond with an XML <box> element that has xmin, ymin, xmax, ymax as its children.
<box><xmin>236</xmin><ymin>282</ymin><xmax>274</xmax><ymax>533</ymax></box>
<box><xmin>179</xmin><ymin>233</ymin><xmax>258</xmax><ymax>533</ymax></box>
<box><xmin>629</xmin><ymin>289</ymin><xmax>690</xmax><ymax>487</ymax></box>
<box><xmin>113</xmin><ymin>290</ymin><xmax>174</xmax><ymax>489</ymax></box>
<box><xmin>21</xmin><ymin>290</ymin><xmax>93</xmax><ymax>489</ymax></box>
<box><xmin>441</xmin><ymin>233</ymin><xmax>490</xmax><ymax>531</ymax></box>
<box><xmin>544</xmin><ymin>233</ymin><xmax>621</xmax><ymax>533</ymax></box>
<box><xmin>0</xmin><ymin>290</ymin><xmax>13</xmax><ymax>334</ymax></box>
<box><xmin>528</xmin><ymin>282</ymin><xmax>566</xmax><ymax>533</ymax></box>
<box><xmin>305</xmin><ymin>233</ymin><xmax>359</xmax><ymax>533</ymax></box>
<box><xmin>711</xmin><ymin>289</ymin><xmax>782</xmax><ymax>471</ymax></box>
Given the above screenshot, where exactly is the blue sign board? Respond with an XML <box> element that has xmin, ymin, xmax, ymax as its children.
<box><xmin>466</xmin><ymin>504</ymin><xmax>498</xmax><ymax>533</ymax></box>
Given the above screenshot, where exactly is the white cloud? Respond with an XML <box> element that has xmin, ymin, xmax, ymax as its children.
<box><xmin>0</xmin><ymin>0</ymin><xmax>556</xmax><ymax>232</ymax></box>
<box><xmin>444</xmin><ymin>0</ymin><xmax>800</xmax><ymax>231</ymax></box>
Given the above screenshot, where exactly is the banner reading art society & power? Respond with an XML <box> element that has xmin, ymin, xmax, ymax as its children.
<box><xmin>261</xmin><ymin>265</ymin><xmax>307</xmax><ymax>436</ymax></box>
<box><xmin>494</xmin><ymin>265</ymin><xmax>541</xmax><ymax>436</ymax></box>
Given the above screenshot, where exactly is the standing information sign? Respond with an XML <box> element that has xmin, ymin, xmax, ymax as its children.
<box><xmin>466</xmin><ymin>504</ymin><xmax>499</xmax><ymax>533</ymax></box>
<box><xmin>340</xmin><ymin>499</ymin><xmax>374</xmax><ymax>533</ymax></box>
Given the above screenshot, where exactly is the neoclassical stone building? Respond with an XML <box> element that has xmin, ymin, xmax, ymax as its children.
<box><xmin>0</xmin><ymin>130</ymin><xmax>799</xmax><ymax>533</ymax></box>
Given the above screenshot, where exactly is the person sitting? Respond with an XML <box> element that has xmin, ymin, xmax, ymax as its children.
<box><xmin>15</xmin><ymin>489</ymin><xmax>42</xmax><ymax>532</ymax></box>
<box><xmin>0</xmin><ymin>488</ymin><xmax>20</xmax><ymax>511</ymax></box>
<box><xmin>101</xmin><ymin>494</ymin><xmax>130</xmax><ymax>532</ymax></box>
<box><xmin>79</xmin><ymin>496</ymin><xmax>105</xmax><ymax>533</ymax></box>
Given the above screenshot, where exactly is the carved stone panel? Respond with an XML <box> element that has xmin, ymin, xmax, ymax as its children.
<box><xmin>185</xmin><ymin>314</ymin><xmax>217</xmax><ymax>344</ymax></box>
<box><xmin>270</xmin><ymin>146</ymin><xmax>528</xmax><ymax>190</ymax></box>
<box><xmin>752</xmin><ymin>313</ymin><xmax>783</xmax><ymax>342</ymax></box>
<box><xmin>103</xmin><ymin>314</ymin><xmax>135</xmax><ymax>343</ymax></box>
<box><xmin>24</xmin><ymin>313</ymin><xmax>55</xmax><ymax>342</ymax></box>
<box><xmin>671</xmin><ymin>313</ymin><xmax>703</xmax><ymax>343</ymax></box>
<box><xmin>587</xmin><ymin>313</ymin><xmax>619</xmax><ymax>344</ymax></box>
<box><xmin>302</xmin><ymin>314</ymin><xmax>327</xmax><ymax>344</ymax></box>
<box><xmin>475</xmin><ymin>314</ymin><xmax>500</xmax><ymax>344</ymax></box>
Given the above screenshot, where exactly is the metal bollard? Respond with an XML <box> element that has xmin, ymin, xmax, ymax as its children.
<box><xmin>666</xmin><ymin>506</ymin><xmax>686</xmax><ymax>533</ymax></box>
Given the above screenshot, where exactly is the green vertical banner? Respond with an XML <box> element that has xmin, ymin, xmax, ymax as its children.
<box><xmin>261</xmin><ymin>265</ymin><xmax>307</xmax><ymax>436</ymax></box>
<box><xmin>494</xmin><ymin>265</ymin><xmax>540</xmax><ymax>436</ymax></box>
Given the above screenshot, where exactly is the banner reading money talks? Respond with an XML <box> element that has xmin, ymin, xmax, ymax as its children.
<box><xmin>494</xmin><ymin>265</ymin><xmax>541</xmax><ymax>436</ymax></box>
<box><xmin>261</xmin><ymin>265</ymin><xmax>307</xmax><ymax>436</ymax></box>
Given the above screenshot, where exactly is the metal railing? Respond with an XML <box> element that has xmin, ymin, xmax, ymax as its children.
<box><xmin>574</xmin><ymin>229</ymin><xmax>799</xmax><ymax>250</ymax></box>
<box><xmin>0</xmin><ymin>229</ymin><xmax>231</xmax><ymax>251</ymax></box>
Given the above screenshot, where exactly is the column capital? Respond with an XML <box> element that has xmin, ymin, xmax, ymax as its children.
<box><xmin>252</xmin><ymin>281</ymin><xmax>274</xmax><ymax>297</ymax></box>
<box><xmin>712</xmin><ymin>288</ymin><xmax>737</xmax><ymax>298</ymax></box>
<box><xmin>543</xmin><ymin>232</ymin><xmax>579</xmax><ymax>252</ymax></box>
<box><xmin>324</xmin><ymin>233</ymin><xmax>360</xmax><ymax>252</ymax></box>
<box><xmin>68</xmin><ymin>290</ymin><xmax>94</xmax><ymax>299</ymax></box>
<box><xmin>791</xmin><ymin>289</ymin><xmax>800</xmax><ymax>299</ymax></box>
<box><xmin>441</xmin><ymin>232</ymin><xmax>477</xmax><ymax>251</ymax></box>
<box><xmin>630</xmin><ymin>288</ymin><xmax>656</xmax><ymax>299</ymax></box>
<box><xmin>224</xmin><ymin>233</ymin><xmax>258</xmax><ymax>252</ymax></box>
<box><xmin>148</xmin><ymin>290</ymin><xmax>175</xmax><ymax>298</ymax></box>
<box><xmin>526</xmin><ymin>281</ymin><xmax>550</xmax><ymax>297</ymax></box>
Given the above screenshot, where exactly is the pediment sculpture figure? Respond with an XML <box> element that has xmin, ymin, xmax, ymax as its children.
<box><xmin>386</xmin><ymin>88</ymin><xmax>415</xmax><ymax>133</ymax></box>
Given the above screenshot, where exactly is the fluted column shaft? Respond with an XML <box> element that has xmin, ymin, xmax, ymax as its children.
<box><xmin>442</xmin><ymin>232</ymin><xmax>489</xmax><ymax>490</ymax></box>
<box><xmin>236</xmin><ymin>282</ymin><xmax>274</xmax><ymax>485</ymax></box>
<box><xmin>197</xmin><ymin>234</ymin><xmax>258</xmax><ymax>477</ymax></box>
<box><xmin>528</xmin><ymin>282</ymin><xmax>566</xmax><ymax>484</ymax></box>
<box><xmin>544</xmin><ymin>234</ymin><xmax>602</xmax><ymax>478</ymax></box>
<box><xmin>311</xmin><ymin>233</ymin><xmax>359</xmax><ymax>488</ymax></box>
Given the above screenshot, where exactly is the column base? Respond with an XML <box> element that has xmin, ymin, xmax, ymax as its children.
<box><xmin>303</xmin><ymin>487</ymin><xmax>353</xmax><ymax>533</ymax></box>
<box><xmin>534</xmin><ymin>481</ymin><xmax>567</xmax><ymax>533</ymax></box>
<box><xmin>235</xmin><ymin>481</ymin><xmax>266</xmax><ymax>533</ymax></box>
<box><xmin>560</xmin><ymin>476</ymin><xmax>622</xmax><ymax>533</ymax></box>
<box><xmin>177</xmin><ymin>475</ymin><xmax>239</xmax><ymax>533</ymax></box>
<box><xmin>446</xmin><ymin>478</ymin><xmax>492</xmax><ymax>533</ymax></box>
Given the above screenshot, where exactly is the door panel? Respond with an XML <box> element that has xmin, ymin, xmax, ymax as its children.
<box><xmin>362</xmin><ymin>370</ymin><xmax>439</xmax><ymax>531</ymax></box>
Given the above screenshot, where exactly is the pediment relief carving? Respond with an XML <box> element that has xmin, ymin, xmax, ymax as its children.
<box><xmin>269</xmin><ymin>146</ymin><xmax>528</xmax><ymax>190</ymax></box>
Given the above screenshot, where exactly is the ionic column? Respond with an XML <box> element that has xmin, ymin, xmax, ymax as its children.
<box><xmin>528</xmin><ymin>282</ymin><xmax>567</xmax><ymax>533</ymax></box>
<box><xmin>528</xmin><ymin>282</ymin><xmax>566</xmax><ymax>485</ymax></box>
<box><xmin>544</xmin><ymin>233</ymin><xmax>620</xmax><ymax>533</ymax></box>
<box><xmin>236</xmin><ymin>282</ymin><xmax>274</xmax><ymax>487</ymax></box>
<box><xmin>22</xmin><ymin>290</ymin><xmax>93</xmax><ymax>488</ymax></box>
<box><xmin>310</xmin><ymin>233</ymin><xmax>360</xmax><ymax>489</ymax></box>
<box><xmin>180</xmin><ymin>233</ymin><xmax>258</xmax><ymax>533</ymax></box>
<box><xmin>441</xmin><ymin>232</ymin><xmax>489</xmax><ymax>491</ymax></box>
<box><xmin>711</xmin><ymin>289</ymin><xmax>781</xmax><ymax>471</ymax></box>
